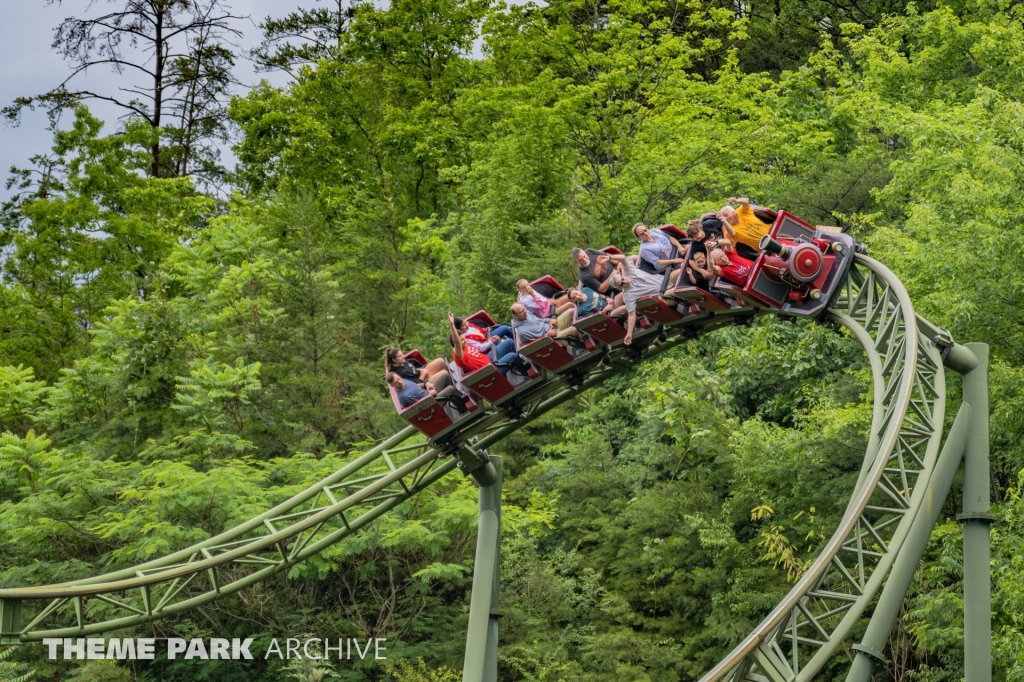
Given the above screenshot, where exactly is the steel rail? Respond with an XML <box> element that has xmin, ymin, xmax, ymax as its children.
<box><xmin>0</xmin><ymin>253</ymin><xmax>960</xmax><ymax>682</ymax></box>
<box><xmin>0</xmin><ymin>307</ymin><xmax>712</xmax><ymax>641</ymax></box>
<box><xmin>701</xmin><ymin>255</ymin><xmax>948</xmax><ymax>682</ymax></box>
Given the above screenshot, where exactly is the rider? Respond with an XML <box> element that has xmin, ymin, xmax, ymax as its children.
<box><xmin>709</xmin><ymin>247</ymin><xmax>753</xmax><ymax>286</ymax></box>
<box><xmin>510</xmin><ymin>303</ymin><xmax>563</xmax><ymax>343</ymax></box>
<box><xmin>384</xmin><ymin>348</ymin><xmax>449</xmax><ymax>389</ymax></box>
<box><xmin>517</xmin><ymin>279</ymin><xmax>573</xmax><ymax>317</ymax></box>
<box><xmin>448</xmin><ymin>312</ymin><xmax>519</xmax><ymax>376</ymax></box>
<box><xmin>684</xmin><ymin>250</ymin><xmax>714</xmax><ymax>290</ymax></box>
<box><xmin>453</xmin><ymin>316</ymin><xmax>515</xmax><ymax>362</ymax></box>
<box><xmin>718</xmin><ymin>197</ymin><xmax>771</xmax><ymax>256</ymax></box>
<box><xmin>633</xmin><ymin>223</ymin><xmax>685</xmax><ymax>284</ymax></box>
<box><xmin>387</xmin><ymin>372</ymin><xmax>466</xmax><ymax>412</ymax></box>
<box><xmin>604</xmin><ymin>253</ymin><xmax>671</xmax><ymax>346</ymax></box>
<box><xmin>685</xmin><ymin>218</ymin><xmax>731</xmax><ymax>255</ymax></box>
<box><xmin>568</xmin><ymin>286</ymin><xmax>606</xmax><ymax>315</ymax></box>
<box><xmin>573</xmin><ymin>248</ymin><xmax>624</xmax><ymax>309</ymax></box>
<box><xmin>567</xmin><ymin>286</ymin><xmax>625</xmax><ymax>319</ymax></box>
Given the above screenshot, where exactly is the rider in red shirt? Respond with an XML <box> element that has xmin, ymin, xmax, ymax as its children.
<box><xmin>709</xmin><ymin>247</ymin><xmax>753</xmax><ymax>286</ymax></box>
<box><xmin>448</xmin><ymin>312</ymin><xmax>521</xmax><ymax>376</ymax></box>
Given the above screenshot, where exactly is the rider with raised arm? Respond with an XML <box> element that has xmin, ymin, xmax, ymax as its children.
<box><xmin>573</xmin><ymin>247</ymin><xmax>625</xmax><ymax>306</ymax></box>
<box><xmin>604</xmin><ymin>253</ymin><xmax>670</xmax><ymax>346</ymax></box>
<box><xmin>717</xmin><ymin>197</ymin><xmax>772</xmax><ymax>254</ymax></box>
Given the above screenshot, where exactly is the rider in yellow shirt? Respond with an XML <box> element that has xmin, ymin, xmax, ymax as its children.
<box><xmin>718</xmin><ymin>197</ymin><xmax>771</xmax><ymax>252</ymax></box>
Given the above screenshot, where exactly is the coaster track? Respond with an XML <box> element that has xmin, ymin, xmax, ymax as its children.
<box><xmin>0</xmin><ymin>255</ymin><xmax>963</xmax><ymax>681</ymax></box>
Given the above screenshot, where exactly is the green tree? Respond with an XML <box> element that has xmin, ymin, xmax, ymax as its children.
<box><xmin>4</xmin><ymin>0</ymin><xmax>243</xmax><ymax>179</ymax></box>
<box><xmin>1</xmin><ymin>107</ymin><xmax>211</xmax><ymax>380</ymax></box>
<box><xmin>6</xmin><ymin>0</ymin><xmax>1024</xmax><ymax>679</ymax></box>
<box><xmin>253</xmin><ymin>1</ymin><xmax>359</xmax><ymax>76</ymax></box>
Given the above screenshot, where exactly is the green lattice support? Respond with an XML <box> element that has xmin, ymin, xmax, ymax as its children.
<box><xmin>0</xmin><ymin>255</ymin><xmax>994</xmax><ymax>682</ymax></box>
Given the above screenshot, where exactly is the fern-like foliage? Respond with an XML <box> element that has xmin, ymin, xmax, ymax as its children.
<box><xmin>0</xmin><ymin>645</ymin><xmax>34</xmax><ymax>682</ymax></box>
<box><xmin>0</xmin><ymin>365</ymin><xmax>49</xmax><ymax>435</ymax></box>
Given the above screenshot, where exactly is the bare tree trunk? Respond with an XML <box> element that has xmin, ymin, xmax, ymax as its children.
<box><xmin>151</xmin><ymin>2</ymin><xmax>165</xmax><ymax>177</ymax></box>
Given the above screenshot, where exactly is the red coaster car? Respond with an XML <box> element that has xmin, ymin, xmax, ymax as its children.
<box><xmin>574</xmin><ymin>312</ymin><xmax>627</xmax><ymax>345</ymax></box>
<box><xmin>739</xmin><ymin>212</ymin><xmax>854</xmax><ymax>315</ymax></box>
<box><xmin>663</xmin><ymin>243</ymin><xmax>730</xmax><ymax>314</ymax></box>
<box><xmin>465</xmin><ymin>310</ymin><xmax>498</xmax><ymax>329</ymax></box>
<box><xmin>669</xmin><ymin>286</ymin><xmax>733</xmax><ymax>312</ymax></box>
<box><xmin>529</xmin><ymin>275</ymin><xmax>566</xmax><ymax>301</ymax></box>
<box><xmin>451</xmin><ymin>355</ymin><xmax>541</xmax><ymax>407</ymax></box>
<box><xmin>517</xmin><ymin>334</ymin><xmax>582</xmax><ymax>373</ymax></box>
<box><xmin>712</xmin><ymin>210</ymin><xmax>857</xmax><ymax>317</ymax></box>
<box><xmin>454</xmin><ymin>310</ymin><xmax>542</xmax><ymax>406</ymax></box>
<box><xmin>389</xmin><ymin>349</ymin><xmax>478</xmax><ymax>441</ymax></box>
<box><xmin>635</xmin><ymin>296</ymin><xmax>684</xmax><ymax>324</ymax></box>
<box><xmin>657</xmin><ymin>223</ymin><xmax>687</xmax><ymax>242</ymax></box>
<box><xmin>708</xmin><ymin>281</ymin><xmax>763</xmax><ymax>310</ymax></box>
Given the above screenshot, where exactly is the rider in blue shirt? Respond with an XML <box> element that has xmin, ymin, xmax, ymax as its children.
<box><xmin>633</xmin><ymin>223</ymin><xmax>685</xmax><ymax>285</ymax></box>
<box><xmin>568</xmin><ymin>287</ymin><xmax>607</xmax><ymax>316</ymax></box>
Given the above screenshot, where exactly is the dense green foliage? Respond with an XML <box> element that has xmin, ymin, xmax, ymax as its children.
<box><xmin>3</xmin><ymin>0</ymin><xmax>1024</xmax><ymax>680</ymax></box>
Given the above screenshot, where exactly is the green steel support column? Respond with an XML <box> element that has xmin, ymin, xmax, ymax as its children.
<box><xmin>845</xmin><ymin>403</ymin><xmax>972</xmax><ymax>682</ymax></box>
<box><xmin>483</xmin><ymin>458</ymin><xmax>502</xmax><ymax>682</ymax></box>
<box><xmin>0</xmin><ymin>599</ymin><xmax>21</xmax><ymax>645</ymax></box>
<box><xmin>463</xmin><ymin>457</ymin><xmax>502</xmax><ymax>682</ymax></box>
<box><xmin>961</xmin><ymin>343</ymin><xmax>993</xmax><ymax>682</ymax></box>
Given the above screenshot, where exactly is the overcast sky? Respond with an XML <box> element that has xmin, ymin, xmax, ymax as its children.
<box><xmin>0</xmin><ymin>0</ymin><xmax>308</xmax><ymax>200</ymax></box>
